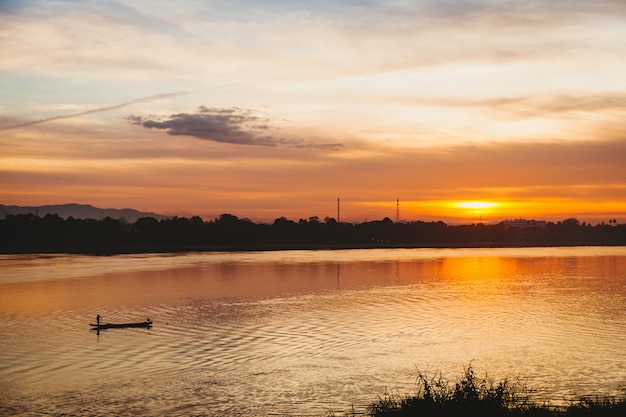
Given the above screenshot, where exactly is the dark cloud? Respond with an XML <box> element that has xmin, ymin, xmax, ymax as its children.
<box><xmin>128</xmin><ymin>106</ymin><xmax>343</xmax><ymax>149</ymax></box>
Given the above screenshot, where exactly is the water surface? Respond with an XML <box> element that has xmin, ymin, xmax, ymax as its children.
<box><xmin>1</xmin><ymin>247</ymin><xmax>625</xmax><ymax>415</ymax></box>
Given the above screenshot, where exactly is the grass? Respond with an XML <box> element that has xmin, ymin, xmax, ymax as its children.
<box><xmin>346</xmin><ymin>365</ymin><xmax>626</xmax><ymax>417</ymax></box>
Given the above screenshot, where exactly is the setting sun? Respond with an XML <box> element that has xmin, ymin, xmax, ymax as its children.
<box><xmin>448</xmin><ymin>201</ymin><xmax>503</xmax><ymax>223</ymax></box>
<box><xmin>454</xmin><ymin>201</ymin><xmax>501</xmax><ymax>210</ymax></box>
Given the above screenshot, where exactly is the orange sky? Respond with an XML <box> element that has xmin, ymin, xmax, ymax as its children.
<box><xmin>1</xmin><ymin>1</ymin><xmax>625</xmax><ymax>224</ymax></box>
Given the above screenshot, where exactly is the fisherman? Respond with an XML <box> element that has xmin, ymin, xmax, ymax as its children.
<box><xmin>97</xmin><ymin>315</ymin><xmax>101</xmax><ymax>326</ymax></box>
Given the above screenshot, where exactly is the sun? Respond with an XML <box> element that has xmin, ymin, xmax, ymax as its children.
<box><xmin>453</xmin><ymin>201</ymin><xmax>502</xmax><ymax>222</ymax></box>
<box><xmin>454</xmin><ymin>201</ymin><xmax>500</xmax><ymax>210</ymax></box>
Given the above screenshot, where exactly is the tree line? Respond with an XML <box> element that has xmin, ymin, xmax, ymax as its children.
<box><xmin>1</xmin><ymin>212</ymin><xmax>624</xmax><ymax>253</ymax></box>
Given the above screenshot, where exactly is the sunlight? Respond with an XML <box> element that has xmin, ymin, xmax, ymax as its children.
<box><xmin>454</xmin><ymin>201</ymin><xmax>500</xmax><ymax>210</ymax></box>
<box><xmin>450</xmin><ymin>201</ymin><xmax>502</xmax><ymax>223</ymax></box>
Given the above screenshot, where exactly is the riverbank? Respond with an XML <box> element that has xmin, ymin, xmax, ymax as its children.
<box><xmin>359</xmin><ymin>366</ymin><xmax>626</xmax><ymax>417</ymax></box>
<box><xmin>2</xmin><ymin>241</ymin><xmax>625</xmax><ymax>255</ymax></box>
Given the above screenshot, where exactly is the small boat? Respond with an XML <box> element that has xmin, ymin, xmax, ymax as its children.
<box><xmin>90</xmin><ymin>319</ymin><xmax>152</xmax><ymax>330</ymax></box>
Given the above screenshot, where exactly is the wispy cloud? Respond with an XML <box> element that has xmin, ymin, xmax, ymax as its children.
<box><xmin>0</xmin><ymin>92</ymin><xmax>189</xmax><ymax>130</ymax></box>
<box><xmin>128</xmin><ymin>106</ymin><xmax>343</xmax><ymax>149</ymax></box>
<box><xmin>389</xmin><ymin>92</ymin><xmax>626</xmax><ymax>116</ymax></box>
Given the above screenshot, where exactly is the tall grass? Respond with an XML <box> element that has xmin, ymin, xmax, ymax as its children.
<box><xmin>364</xmin><ymin>365</ymin><xmax>626</xmax><ymax>417</ymax></box>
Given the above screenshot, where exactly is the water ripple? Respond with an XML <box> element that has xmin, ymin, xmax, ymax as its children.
<box><xmin>2</xmin><ymin>249</ymin><xmax>626</xmax><ymax>416</ymax></box>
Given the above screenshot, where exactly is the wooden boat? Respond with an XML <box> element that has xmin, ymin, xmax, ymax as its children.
<box><xmin>90</xmin><ymin>319</ymin><xmax>152</xmax><ymax>330</ymax></box>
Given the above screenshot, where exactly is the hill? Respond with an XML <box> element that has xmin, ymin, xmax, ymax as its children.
<box><xmin>0</xmin><ymin>203</ymin><xmax>169</xmax><ymax>223</ymax></box>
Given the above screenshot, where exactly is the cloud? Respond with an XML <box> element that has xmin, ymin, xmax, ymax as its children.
<box><xmin>128</xmin><ymin>106</ymin><xmax>343</xmax><ymax>149</ymax></box>
<box><xmin>1</xmin><ymin>92</ymin><xmax>189</xmax><ymax>130</ymax></box>
<box><xmin>387</xmin><ymin>92</ymin><xmax>626</xmax><ymax>123</ymax></box>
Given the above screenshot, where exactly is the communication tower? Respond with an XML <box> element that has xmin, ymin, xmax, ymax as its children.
<box><xmin>396</xmin><ymin>198</ymin><xmax>399</xmax><ymax>223</ymax></box>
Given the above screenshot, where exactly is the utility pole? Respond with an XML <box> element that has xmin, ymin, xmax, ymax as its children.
<box><xmin>337</xmin><ymin>198</ymin><xmax>340</xmax><ymax>223</ymax></box>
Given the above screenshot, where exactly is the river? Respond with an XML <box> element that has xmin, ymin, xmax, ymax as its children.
<box><xmin>1</xmin><ymin>246</ymin><xmax>625</xmax><ymax>416</ymax></box>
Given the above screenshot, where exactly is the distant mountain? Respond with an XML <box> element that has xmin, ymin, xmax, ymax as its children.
<box><xmin>0</xmin><ymin>203</ymin><xmax>170</xmax><ymax>223</ymax></box>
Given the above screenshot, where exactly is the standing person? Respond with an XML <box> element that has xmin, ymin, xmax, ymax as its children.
<box><xmin>97</xmin><ymin>315</ymin><xmax>101</xmax><ymax>326</ymax></box>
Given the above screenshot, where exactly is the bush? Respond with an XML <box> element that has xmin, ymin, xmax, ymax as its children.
<box><xmin>367</xmin><ymin>365</ymin><xmax>625</xmax><ymax>417</ymax></box>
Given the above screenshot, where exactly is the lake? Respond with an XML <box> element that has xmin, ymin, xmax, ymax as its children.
<box><xmin>1</xmin><ymin>247</ymin><xmax>625</xmax><ymax>416</ymax></box>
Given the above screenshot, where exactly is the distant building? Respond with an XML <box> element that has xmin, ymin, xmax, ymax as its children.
<box><xmin>502</xmin><ymin>219</ymin><xmax>547</xmax><ymax>230</ymax></box>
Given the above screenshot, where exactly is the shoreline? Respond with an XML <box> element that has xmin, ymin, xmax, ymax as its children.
<box><xmin>2</xmin><ymin>241</ymin><xmax>624</xmax><ymax>256</ymax></box>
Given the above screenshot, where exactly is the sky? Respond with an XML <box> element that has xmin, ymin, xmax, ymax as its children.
<box><xmin>1</xmin><ymin>0</ymin><xmax>626</xmax><ymax>224</ymax></box>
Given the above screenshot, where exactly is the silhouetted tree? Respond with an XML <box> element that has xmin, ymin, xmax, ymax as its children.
<box><xmin>1</xmin><ymin>212</ymin><xmax>625</xmax><ymax>253</ymax></box>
